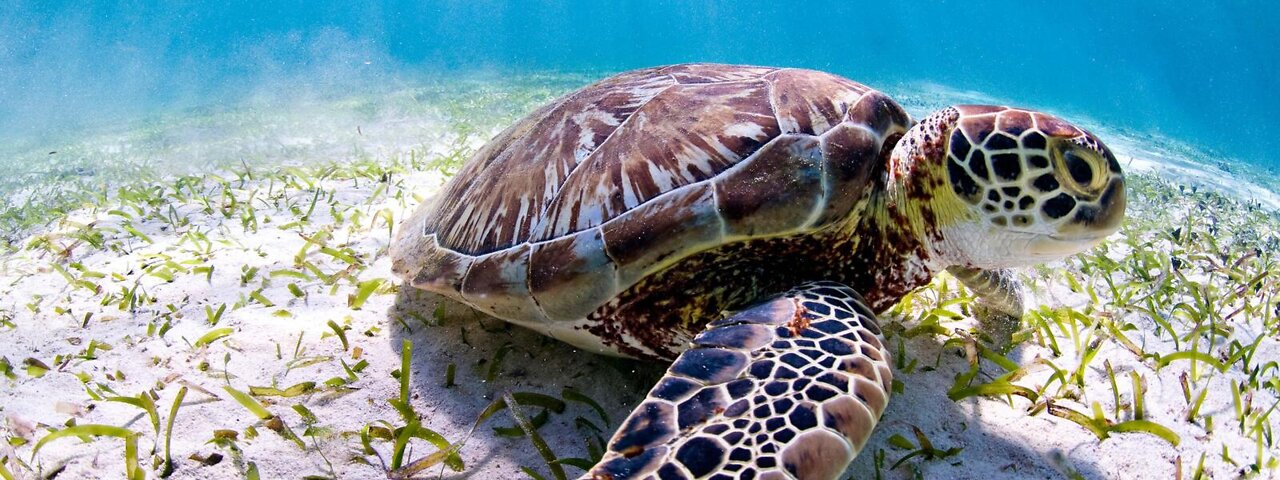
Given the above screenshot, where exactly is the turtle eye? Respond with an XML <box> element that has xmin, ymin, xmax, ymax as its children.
<box><xmin>1064</xmin><ymin>150</ymin><xmax>1093</xmax><ymax>185</ymax></box>
<box><xmin>1053</xmin><ymin>143</ymin><xmax>1106</xmax><ymax>196</ymax></box>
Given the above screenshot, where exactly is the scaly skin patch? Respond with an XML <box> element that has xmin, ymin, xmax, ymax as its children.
<box><xmin>584</xmin><ymin>218</ymin><xmax>929</xmax><ymax>360</ymax></box>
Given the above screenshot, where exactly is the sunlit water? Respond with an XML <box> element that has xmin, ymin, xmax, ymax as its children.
<box><xmin>1</xmin><ymin>1</ymin><xmax>1277</xmax><ymax>237</ymax></box>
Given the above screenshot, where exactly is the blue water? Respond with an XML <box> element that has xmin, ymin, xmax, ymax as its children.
<box><xmin>2</xmin><ymin>1</ymin><xmax>1277</xmax><ymax>167</ymax></box>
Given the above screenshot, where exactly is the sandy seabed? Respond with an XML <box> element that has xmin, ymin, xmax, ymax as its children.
<box><xmin>1</xmin><ymin>81</ymin><xmax>1278</xmax><ymax>480</ymax></box>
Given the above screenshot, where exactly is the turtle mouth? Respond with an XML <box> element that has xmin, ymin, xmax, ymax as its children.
<box><xmin>1027</xmin><ymin>232</ymin><xmax>1110</xmax><ymax>257</ymax></box>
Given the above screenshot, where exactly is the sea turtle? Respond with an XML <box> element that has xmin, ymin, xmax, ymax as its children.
<box><xmin>390</xmin><ymin>63</ymin><xmax>1126</xmax><ymax>479</ymax></box>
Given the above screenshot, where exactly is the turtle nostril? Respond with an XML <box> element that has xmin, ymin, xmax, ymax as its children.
<box><xmin>1064</xmin><ymin>150</ymin><xmax>1094</xmax><ymax>186</ymax></box>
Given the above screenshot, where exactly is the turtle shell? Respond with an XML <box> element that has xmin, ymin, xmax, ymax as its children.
<box><xmin>391</xmin><ymin>63</ymin><xmax>911</xmax><ymax>326</ymax></box>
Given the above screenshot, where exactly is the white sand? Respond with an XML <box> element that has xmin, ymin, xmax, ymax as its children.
<box><xmin>1</xmin><ymin>82</ymin><xmax>1278</xmax><ymax>480</ymax></box>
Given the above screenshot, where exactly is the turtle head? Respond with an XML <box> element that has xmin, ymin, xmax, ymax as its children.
<box><xmin>889</xmin><ymin>105</ymin><xmax>1126</xmax><ymax>269</ymax></box>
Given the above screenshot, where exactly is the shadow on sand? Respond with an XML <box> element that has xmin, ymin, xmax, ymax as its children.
<box><xmin>386</xmin><ymin>287</ymin><xmax>662</xmax><ymax>478</ymax></box>
<box><xmin>387</xmin><ymin>286</ymin><xmax>1106</xmax><ymax>479</ymax></box>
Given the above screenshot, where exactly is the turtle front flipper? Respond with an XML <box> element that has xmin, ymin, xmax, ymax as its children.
<box><xmin>945</xmin><ymin>266</ymin><xmax>1024</xmax><ymax>318</ymax></box>
<box><xmin>586</xmin><ymin>282</ymin><xmax>892</xmax><ymax>480</ymax></box>
<box><xmin>946</xmin><ymin>266</ymin><xmax>1025</xmax><ymax>350</ymax></box>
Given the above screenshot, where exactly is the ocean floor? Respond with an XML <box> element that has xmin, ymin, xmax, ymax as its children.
<box><xmin>1</xmin><ymin>74</ymin><xmax>1278</xmax><ymax>479</ymax></box>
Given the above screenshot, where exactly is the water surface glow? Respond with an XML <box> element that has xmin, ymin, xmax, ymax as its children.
<box><xmin>1</xmin><ymin>1</ymin><xmax>1276</xmax><ymax>165</ymax></box>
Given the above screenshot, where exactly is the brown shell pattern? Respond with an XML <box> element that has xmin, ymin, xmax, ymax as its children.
<box><xmin>393</xmin><ymin>64</ymin><xmax>911</xmax><ymax>324</ymax></box>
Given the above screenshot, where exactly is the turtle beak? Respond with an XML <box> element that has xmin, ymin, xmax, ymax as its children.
<box><xmin>1027</xmin><ymin>233</ymin><xmax>1109</xmax><ymax>257</ymax></box>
